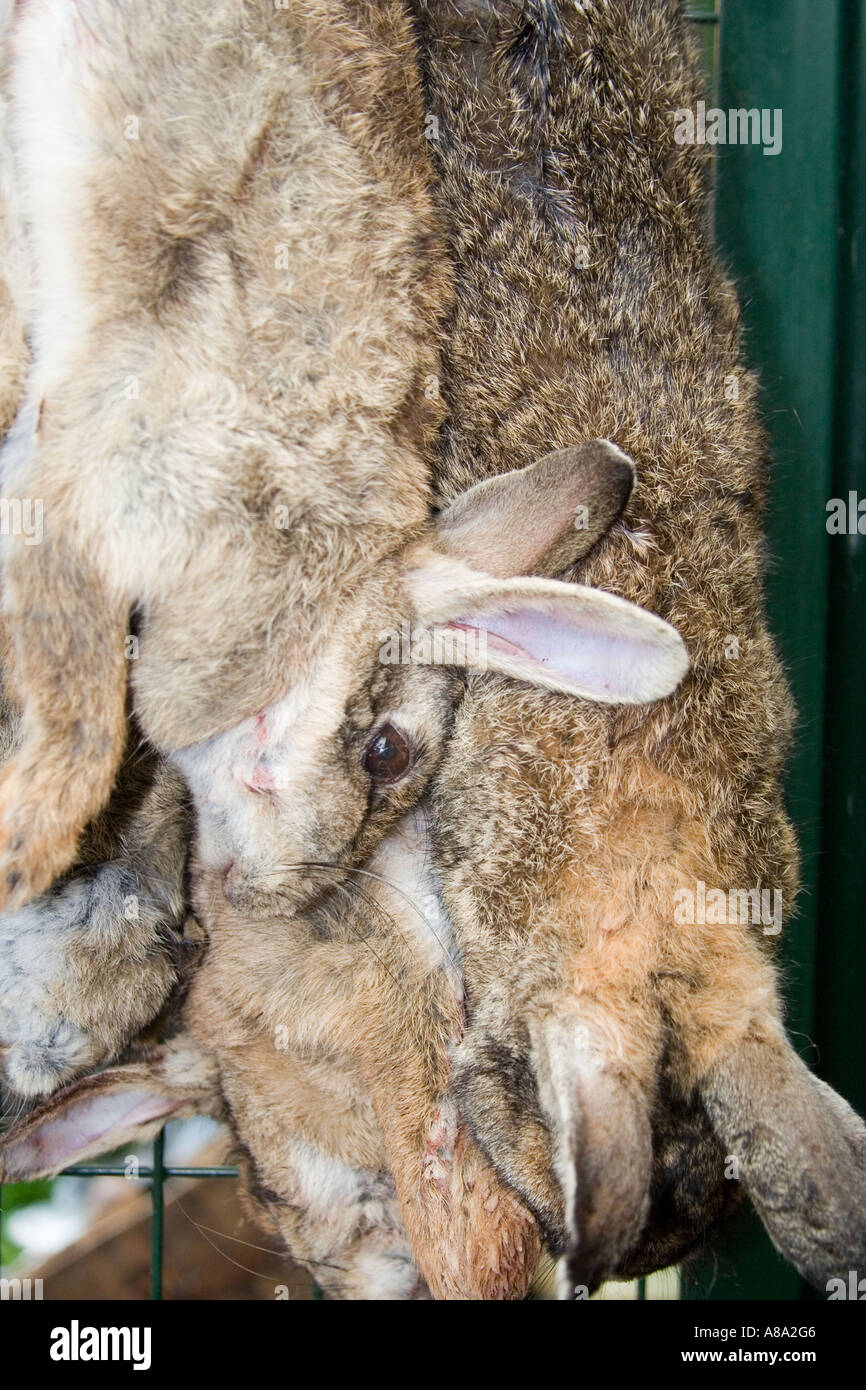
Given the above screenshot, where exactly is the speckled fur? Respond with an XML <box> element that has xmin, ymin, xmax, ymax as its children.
<box><xmin>0</xmin><ymin>2</ymin><xmax>684</xmax><ymax>917</ymax></box>
<box><xmin>0</xmin><ymin>669</ymin><xmax>192</xmax><ymax>1094</ymax></box>
<box><xmin>182</xmin><ymin>809</ymin><xmax>544</xmax><ymax>1300</ymax></box>
<box><xmin>0</xmin><ymin>811</ymin><xmax>541</xmax><ymax>1300</ymax></box>
<box><xmin>410</xmin><ymin>0</ymin><xmax>864</xmax><ymax>1292</ymax></box>
<box><xmin>0</xmin><ymin>0</ymin><xmax>451</xmax><ymax>906</ymax></box>
<box><xmin>0</xmin><ymin>0</ymin><xmax>687</xmax><ymax>1097</ymax></box>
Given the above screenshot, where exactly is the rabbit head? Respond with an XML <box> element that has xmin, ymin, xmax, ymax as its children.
<box><xmin>0</xmin><ymin>805</ymin><xmax>541</xmax><ymax>1301</ymax></box>
<box><xmin>3</xmin><ymin>797</ymin><xmax>818</xmax><ymax>1302</ymax></box>
<box><xmin>4</xmin><ymin>0</ymin><xmax>861</xmax><ymax>1308</ymax></box>
<box><xmin>0</xmin><ymin>801</ymin><xmax>728</xmax><ymax>1301</ymax></box>
<box><xmin>170</xmin><ymin>440</ymin><xmax>688</xmax><ymax>916</ymax></box>
<box><xmin>404</xmin><ymin>672</ymin><xmax>865</xmax><ymax>1297</ymax></box>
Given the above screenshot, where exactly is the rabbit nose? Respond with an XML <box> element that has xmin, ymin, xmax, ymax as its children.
<box><xmin>240</xmin><ymin>765</ymin><xmax>276</xmax><ymax>796</ymax></box>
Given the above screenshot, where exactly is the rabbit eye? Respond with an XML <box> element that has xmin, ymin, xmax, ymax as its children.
<box><xmin>363</xmin><ymin>723</ymin><xmax>414</xmax><ymax>783</ymax></box>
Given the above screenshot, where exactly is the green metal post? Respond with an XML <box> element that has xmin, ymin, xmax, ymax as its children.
<box><xmin>150</xmin><ymin>1129</ymin><xmax>166</xmax><ymax>1301</ymax></box>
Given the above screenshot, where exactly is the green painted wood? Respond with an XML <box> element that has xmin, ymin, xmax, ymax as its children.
<box><xmin>814</xmin><ymin>0</ymin><xmax>866</xmax><ymax>1122</ymax></box>
<box><xmin>685</xmin><ymin>0</ymin><xmax>720</xmax><ymax>86</ymax></box>
<box><xmin>684</xmin><ymin>0</ymin><xmax>846</xmax><ymax>1300</ymax></box>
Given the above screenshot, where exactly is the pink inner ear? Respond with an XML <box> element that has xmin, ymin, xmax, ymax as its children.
<box><xmin>450</xmin><ymin>608</ymin><xmax>653</xmax><ymax>699</ymax></box>
<box><xmin>4</xmin><ymin>1089</ymin><xmax>177</xmax><ymax>1177</ymax></box>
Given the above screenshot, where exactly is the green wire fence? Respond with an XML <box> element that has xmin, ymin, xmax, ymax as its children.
<box><xmin>61</xmin><ymin>1132</ymin><xmax>239</xmax><ymax>1301</ymax></box>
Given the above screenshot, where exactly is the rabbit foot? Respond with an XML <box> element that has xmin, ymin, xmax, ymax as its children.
<box><xmin>0</xmin><ymin>864</ymin><xmax>182</xmax><ymax>1097</ymax></box>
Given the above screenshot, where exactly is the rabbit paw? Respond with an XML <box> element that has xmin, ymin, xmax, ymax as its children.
<box><xmin>0</xmin><ymin>863</ymin><xmax>182</xmax><ymax>1097</ymax></box>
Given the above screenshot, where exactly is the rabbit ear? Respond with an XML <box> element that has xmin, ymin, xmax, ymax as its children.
<box><xmin>0</xmin><ymin>1041</ymin><xmax>222</xmax><ymax>1182</ymax></box>
<box><xmin>434</xmin><ymin>440</ymin><xmax>635</xmax><ymax>578</ymax></box>
<box><xmin>530</xmin><ymin>1015</ymin><xmax>654</xmax><ymax>1298</ymax></box>
<box><xmin>616</xmin><ymin>1083</ymin><xmax>739</xmax><ymax>1281</ymax></box>
<box><xmin>454</xmin><ymin>1014</ymin><xmax>653</xmax><ymax>1296</ymax></box>
<box><xmin>407</xmin><ymin>564</ymin><xmax>689</xmax><ymax>705</ymax></box>
<box><xmin>700</xmin><ymin>1030</ymin><xmax>866</xmax><ymax>1290</ymax></box>
<box><xmin>451</xmin><ymin>1028</ymin><xmax>568</xmax><ymax>1254</ymax></box>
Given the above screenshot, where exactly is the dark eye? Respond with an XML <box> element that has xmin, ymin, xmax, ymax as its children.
<box><xmin>363</xmin><ymin>723</ymin><xmax>415</xmax><ymax>784</ymax></box>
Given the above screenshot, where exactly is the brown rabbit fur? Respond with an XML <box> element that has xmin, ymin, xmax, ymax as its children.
<box><xmin>0</xmin><ymin>103</ymin><xmax>196</xmax><ymax>1093</ymax></box>
<box><xmin>0</xmin><ymin>454</ymin><xmax>699</xmax><ymax>1297</ymax></box>
<box><xmin>0</xmin><ymin>463</ymin><xmax>736</xmax><ymax>1298</ymax></box>
<box><xmin>0</xmin><ymin>0</ymin><xmax>689</xmax><ymax>1085</ymax></box>
<box><xmin>0</xmin><ymin>652</ymin><xmax>193</xmax><ymax>1096</ymax></box>
<box><xmin>0</xmin><ymin>0</ymin><xmax>689</xmax><ymax>918</ymax></box>
<box><xmin>0</xmin><ymin>0</ymin><xmax>451</xmax><ymax>906</ymax></box>
<box><xmin>0</xmin><ymin>799</ymin><xmax>748</xmax><ymax>1298</ymax></box>
<box><xmin>0</xmin><ymin>451</ymin><xmax>704</xmax><ymax>1297</ymax></box>
<box><xmin>0</xmin><ymin>805</ymin><xmax>743</xmax><ymax>1299</ymax></box>
<box><xmin>0</xmin><ymin>815</ymin><xmax>541</xmax><ymax>1300</ymax></box>
<box><xmin>178</xmin><ymin>803</ymin><xmax>737</xmax><ymax>1296</ymax></box>
<box><xmin>183</xmin><ymin>819</ymin><xmax>542</xmax><ymax>1301</ymax></box>
<box><xmin>407</xmin><ymin>0</ymin><xmax>865</xmax><ymax>1294</ymax></box>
